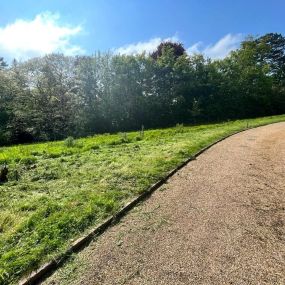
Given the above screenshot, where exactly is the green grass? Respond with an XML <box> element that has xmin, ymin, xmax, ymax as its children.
<box><xmin>0</xmin><ymin>115</ymin><xmax>284</xmax><ymax>284</ymax></box>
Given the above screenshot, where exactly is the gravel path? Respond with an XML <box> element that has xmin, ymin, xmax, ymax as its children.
<box><xmin>44</xmin><ymin>122</ymin><xmax>285</xmax><ymax>285</ymax></box>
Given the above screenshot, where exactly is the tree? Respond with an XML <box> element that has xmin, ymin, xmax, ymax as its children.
<box><xmin>0</xmin><ymin>66</ymin><xmax>13</xmax><ymax>144</ymax></box>
<box><xmin>151</xmin><ymin>41</ymin><xmax>186</xmax><ymax>60</ymax></box>
<box><xmin>253</xmin><ymin>33</ymin><xmax>285</xmax><ymax>82</ymax></box>
<box><xmin>7</xmin><ymin>54</ymin><xmax>79</xmax><ymax>142</ymax></box>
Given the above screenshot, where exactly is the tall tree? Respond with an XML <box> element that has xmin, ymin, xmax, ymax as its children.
<box><xmin>151</xmin><ymin>41</ymin><xmax>186</xmax><ymax>60</ymax></box>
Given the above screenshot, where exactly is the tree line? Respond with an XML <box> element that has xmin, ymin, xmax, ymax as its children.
<box><xmin>0</xmin><ymin>33</ymin><xmax>284</xmax><ymax>145</ymax></box>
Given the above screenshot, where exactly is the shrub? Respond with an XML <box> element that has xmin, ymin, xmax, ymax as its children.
<box><xmin>64</xmin><ymin>136</ymin><xmax>76</xmax><ymax>148</ymax></box>
<box><xmin>175</xmin><ymin>123</ymin><xmax>184</xmax><ymax>133</ymax></box>
<box><xmin>119</xmin><ymin>132</ymin><xmax>129</xmax><ymax>143</ymax></box>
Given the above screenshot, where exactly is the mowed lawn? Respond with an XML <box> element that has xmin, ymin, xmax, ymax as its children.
<box><xmin>0</xmin><ymin>115</ymin><xmax>285</xmax><ymax>284</ymax></box>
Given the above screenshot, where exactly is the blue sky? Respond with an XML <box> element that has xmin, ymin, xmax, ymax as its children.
<box><xmin>0</xmin><ymin>0</ymin><xmax>284</xmax><ymax>61</ymax></box>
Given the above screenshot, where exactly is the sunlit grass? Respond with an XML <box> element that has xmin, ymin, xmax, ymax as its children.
<box><xmin>0</xmin><ymin>115</ymin><xmax>284</xmax><ymax>284</ymax></box>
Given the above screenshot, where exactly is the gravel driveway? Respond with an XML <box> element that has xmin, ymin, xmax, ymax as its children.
<box><xmin>44</xmin><ymin>122</ymin><xmax>285</xmax><ymax>285</ymax></box>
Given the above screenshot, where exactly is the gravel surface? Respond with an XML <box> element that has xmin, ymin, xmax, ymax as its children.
<box><xmin>44</xmin><ymin>122</ymin><xmax>285</xmax><ymax>285</ymax></box>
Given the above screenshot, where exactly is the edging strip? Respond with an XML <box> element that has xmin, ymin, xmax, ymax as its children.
<box><xmin>18</xmin><ymin>123</ymin><xmax>278</xmax><ymax>285</ymax></box>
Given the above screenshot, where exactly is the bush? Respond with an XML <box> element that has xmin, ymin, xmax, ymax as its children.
<box><xmin>64</xmin><ymin>136</ymin><xmax>76</xmax><ymax>148</ymax></box>
<box><xmin>119</xmin><ymin>132</ymin><xmax>130</xmax><ymax>143</ymax></box>
<box><xmin>175</xmin><ymin>123</ymin><xmax>184</xmax><ymax>133</ymax></box>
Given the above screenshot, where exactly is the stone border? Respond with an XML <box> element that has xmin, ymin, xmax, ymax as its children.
<box><xmin>18</xmin><ymin>122</ymin><xmax>278</xmax><ymax>285</ymax></box>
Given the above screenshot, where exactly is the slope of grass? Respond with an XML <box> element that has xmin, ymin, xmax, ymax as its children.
<box><xmin>0</xmin><ymin>115</ymin><xmax>284</xmax><ymax>284</ymax></box>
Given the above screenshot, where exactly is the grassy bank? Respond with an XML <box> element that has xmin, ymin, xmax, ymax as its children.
<box><xmin>0</xmin><ymin>115</ymin><xmax>285</xmax><ymax>284</ymax></box>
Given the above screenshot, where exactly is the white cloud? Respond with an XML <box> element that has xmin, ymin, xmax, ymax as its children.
<box><xmin>0</xmin><ymin>12</ymin><xmax>84</xmax><ymax>61</ymax></box>
<box><xmin>187</xmin><ymin>34</ymin><xmax>243</xmax><ymax>59</ymax></box>
<box><xmin>114</xmin><ymin>36</ymin><xmax>179</xmax><ymax>55</ymax></box>
<box><xmin>186</xmin><ymin>41</ymin><xmax>203</xmax><ymax>55</ymax></box>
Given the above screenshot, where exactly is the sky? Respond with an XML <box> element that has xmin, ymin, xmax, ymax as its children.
<box><xmin>0</xmin><ymin>0</ymin><xmax>284</xmax><ymax>61</ymax></box>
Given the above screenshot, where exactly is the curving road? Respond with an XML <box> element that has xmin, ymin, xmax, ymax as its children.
<box><xmin>45</xmin><ymin>122</ymin><xmax>285</xmax><ymax>285</ymax></box>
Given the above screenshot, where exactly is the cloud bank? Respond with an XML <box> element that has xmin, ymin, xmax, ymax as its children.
<box><xmin>115</xmin><ymin>33</ymin><xmax>244</xmax><ymax>59</ymax></box>
<box><xmin>0</xmin><ymin>12</ymin><xmax>84</xmax><ymax>61</ymax></box>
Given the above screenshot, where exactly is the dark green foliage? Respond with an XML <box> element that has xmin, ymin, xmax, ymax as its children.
<box><xmin>150</xmin><ymin>41</ymin><xmax>186</xmax><ymax>59</ymax></box>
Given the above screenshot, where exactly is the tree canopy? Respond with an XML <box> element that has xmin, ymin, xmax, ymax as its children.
<box><xmin>150</xmin><ymin>41</ymin><xmax>186</xmax><ymax>59</ymax></box>
<box><xmin>0</xmin><ymin>33</ymin><xmax>284</xmax><ymax>145</ymax></box>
